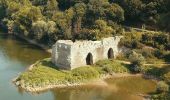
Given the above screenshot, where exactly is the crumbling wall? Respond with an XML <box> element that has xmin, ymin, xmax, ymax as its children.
<box><xmin>52</xmin><ymin>36</ymin><xmax>123</xmax><ymax>70</ymax></box>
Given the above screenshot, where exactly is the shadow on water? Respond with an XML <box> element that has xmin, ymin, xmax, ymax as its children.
<box><xmin>0</xmin><ymin>34</ymin><xmax>43</xmax><ymax>50</ymax></box>
<box><xmin>27</xmin><ymin>76</ymin><xmax>157</xmax><ymax>100</ymax></box>
<box><xmin>0</xmin><ymin>34</ymin><xmax>50</xmax><ymax>64</ymax></box>
<box><xmin>143</xmin><ymin>65</ymin><xmax>170</xmax><ymax>79</ymax></box>
<box><xmin>49</xmin><ymin>76</ymin><xmax>157</xmax><ymax>100</ymax></box>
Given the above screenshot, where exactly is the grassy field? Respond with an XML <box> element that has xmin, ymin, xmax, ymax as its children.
<box><xmin>15</xmin><ymin>58</ymin><xmax>130</xmax><ymax>90</ymax></box>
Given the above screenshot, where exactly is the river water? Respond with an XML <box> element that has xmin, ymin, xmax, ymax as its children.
<box><xmin>0</xmin><ymin>34</ymin><xmax>157</xmax><ymax>100</ymax></box>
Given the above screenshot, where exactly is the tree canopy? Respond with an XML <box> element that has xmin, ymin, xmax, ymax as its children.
<box><xmin>0</xmin><ymin>0</ymin><xmax>169</xmax><ymax>44</ymax></box>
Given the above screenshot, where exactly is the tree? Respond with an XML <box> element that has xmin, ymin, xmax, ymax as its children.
<box><xmin>32</xmin><ymin>20</ymin><xmax>48</xmax><ymax>40</ymax></box>
<box><xmin>93</xmin><ymin>19</ymin><xmax>114</xmax><ymax>40</ymax></box>
<box><xmin>45</xmin><ymin>0</ymin><xmax>58</xmax><ymax>17</ymax></box>
<box><xmin>0</xmin><ymin>1</ymin><xmax>6</xmax><ymax>20</ymax></box>
<box><xmin>86</xmin><ymin>0</ymin><xmax>107</xmax><ymax>23</ymax></box>
<box><xmin>115</xmin><ymin>0</ymin><xmax>143</xmax><ymax>20</ymax></box>
<box><xmin>159</xmin><ymin>13</ymin><xmax>170</xmax><ymax>31</ymax></box>
<box><xmin>52</xmin><ymin>8</ymin><xmax>74</xmax><ymax>39</ymax></box>
<box><xmin>46</xmin><ymin>21</ymin><xmax>58</xmax><ymax>41</ymax></box>
<box><xmin>31</xmin><ymin>0</ymin><xmax>48</xmax><ymax>6</ymax></box>
<box><xmin>105</xmin><ymin>3</ymin><xmax>124</xmax><ymax>23</ymax></box>
<box><xmin>73</xmin><ymin>3</ymin><xmax>86</xmax><ymax>34</ymax></box>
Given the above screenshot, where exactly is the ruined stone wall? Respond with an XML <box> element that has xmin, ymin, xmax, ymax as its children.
<box><xmin>52</xmin><ymin>40</ymin><xmax>72</xmax><ymax>69</ymax></box>
<box><xmin>52</xmin><ymin>36</ymin><xmax>123</xmax><ymax>70</ymax></box>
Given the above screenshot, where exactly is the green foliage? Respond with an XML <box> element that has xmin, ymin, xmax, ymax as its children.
<box><xmin>95</xmin><ymin>59</ymin><xmax>130</xmax><ymax>74</ymax></box>
<box><xmin>115</xmin><ymin>0</ymin><xmax>168</xmax><ymax>24</ymax></box>
<box><xmin>142</xmin><ymin>33</ymin><xmax>169</xmax><ymax>50</ymax></box>
<box><xmin>0</xmin><ymin>0</ymin><xmax>170</xmax><ymax>44</ymax></box>
<box><xmin>152</xmin><ymin>80</ymin><xmax>170</xmax><ymax>100</ymax></box>
<box><xmin>0</xmin><ymin>0</ymin><xmax>125</xmax><ymax>44</ymax></box>
<box><xmin>17</xmin><ymin>58</ymin><xmax>130</xmax><ymax>88</ymax></box>
<box><xmin>129</xmin><ymin>51</ymin><xmax>145</xmax><ymax>72</ymax></box>
<box><xmin>156</xmin><ymin>81</ymin><xmax>169</xmax><ymax>93</ymax></box>
<box><xmin>115</xmin><ymin>0</ymin><xmax>143</xmax><ymax>20</ymax></box>
<box><xmin>120</xmin><ymin>31</ymin><xmax>143</xmax><ymax>49</ymax></box>
<box><xmin>0</xmin><ymin>1</ymin><xmax>6</xmax><ymax>20</ymax></box>
<box><xmin>163</xmin><ymin>72</ymin><xmax>170</xmax><ymax>84</ymax></box>
<box><xmin>71</xmin><ymin>67</ymin><xmax>100</xmax><ymax>82</ymax></box>
<box><xmin>159</xmin><ymin>12</ymin><xmax>170</xmax><ymax>32</ymax></box>
<box><xmin>151</xmin><ymin>92</ymin><xmax>170</xmax><ymax>100</ymax></box>
<box><xmin>93</xmin><ymin>19</ymin><xmax>114</xmax><ymax>40</ymax></box>
<box><xmin>120</xmin><ymin>30</ymin><xmax>169</xmax><ymax>63</ymax></box>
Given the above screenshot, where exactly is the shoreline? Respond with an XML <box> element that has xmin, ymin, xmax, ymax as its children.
<box><xmin>13</xmin><ymin>73</ymin><xmax>143</xmax><ymax>92</ymax></box>
<box><xmin>12</xmin><ymin>58</ymin><xmax>161</xmax><ymax>93</ymax></box>
<box><xmin>14</xmin><ymin>33</ymin><xmax>52</xmax><ymax>53</ymax></box>
<box><xmin>0</xmin><ymin>31</ymin><xmax>52</xmax><ymax>53</ymax></box>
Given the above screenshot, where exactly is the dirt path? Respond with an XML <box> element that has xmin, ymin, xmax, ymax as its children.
<box><xmin>115</xmin><ymin>60</ymin><xmax>170</xmax><ymax>66</ymax></box>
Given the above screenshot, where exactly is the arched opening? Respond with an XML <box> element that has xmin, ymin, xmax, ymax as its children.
<box><xmin>108</xmin><ymin>48</ymin><xmax>114</xmax><ymax>59</ymax></box>
<box><xmin>86</xmin><ymin>53</ymin><xmax>93</xmax><ymax>65</ymax></box>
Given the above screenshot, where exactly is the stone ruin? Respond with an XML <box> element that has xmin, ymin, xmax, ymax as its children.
<box><xmin>52</xmin><ymin>36</ymin><xmax>123</xmax><ymax>70</ymax></box>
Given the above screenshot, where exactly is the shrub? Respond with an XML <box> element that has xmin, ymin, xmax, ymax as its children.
<box><xmin>129</xmin><ymin>51</ymin><xmax>145</xmax><ymax>73</ymax></box>
<box><xmin>163</xmin><ymin>72</ymin><xmax>170</xmax><ymax>84</ymax></box>
<box><xmin>95</xmin><ymin>59</ymin><xmax>130</xmax><ymax>73</ymax></box>
<box><xmin>156</xmin><ymin>81</ymin><xmax>169</xmax><ymax>93</ymax></box>
<box><xmin>141</xmin><ymin>66</ymin><xmax>164</xmax><ymax>77</ymax></box>
<box><xmin>102</xmin><ymin>65</ymin><xmax>115</xmax><ymax>75</ymax></box>
<box><xmin>154</xmin><ymin>49</ymin><xmax>165</xmax><ymax>59</ymax></box>
<box><xmin>140</xmin><ymin>48</ymin><xmax>155</xmax><ymax>58</ymax></box>
<box><xmin>71</xmin><ymin>67</ymin><xmax>100</xmax><ymax>81</ymax></box>
<box><xmin>151</xmin><ymin>93</ymin><xmax>170</xmax><ymax>100</ymax></box>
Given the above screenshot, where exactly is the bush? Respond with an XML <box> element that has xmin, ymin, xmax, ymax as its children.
<box><xmin>71</xmin><ymin>67</ymin><xmax>100</xmax><ymax>81</ymax></box>
<box><xmin>95</xmin><ymin>59</ymin><xmax>130</xmax><ymax>73</ymax></box>
<box><xmin>140</xmin><ymin>48</ymin><xmax>155</xmax><ymax>58</ymax></box>
<box><xmin>163</xmin><ymin>72</ymin><xmax>170</xmax><ymax>84</ymax></box>
<box><xmin>154</xmin><ymin>49</ymin><xmax>167</xmax><ymax>59</ymax></box>
<box><xmin>156</xmin><ymin>81</ymin><xmax>169</xmax><ymax>93</ymax></box>
<box><xmin>151</xmin><ymin>93</ymin><xmax>170</xmax><ymax>100</ymax></box>
<box><xmin>129</xmin><ymin>51</ymin><xmax>145</xmax><ymax>73</ymax></box>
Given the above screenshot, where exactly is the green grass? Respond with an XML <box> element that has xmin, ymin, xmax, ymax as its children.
<box><xmin>16</xmin><ymin>58</ymin><xmax>130</xmax><ymax>89</ymax></box>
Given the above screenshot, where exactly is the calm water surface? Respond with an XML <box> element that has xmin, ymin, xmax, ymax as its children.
<box><xmin>0</xmin><ymin>34</ymin><xmax>157</xmax><ymax>100</ymax></box>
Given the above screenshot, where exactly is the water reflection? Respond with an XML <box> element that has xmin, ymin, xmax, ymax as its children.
<box><xmin>0</xmin><ymin>34</ymin><xmax>50</xmax><ymax>64</ymax></box>
<box><xmin>51</xmin><ymin>77</ymin><xmax>156</xmax><ymax>100</ymax></box>
<box><xmin>0</xmin><ymin>33</ymin><xmax>52</xmax><ymax>100</ymax></box>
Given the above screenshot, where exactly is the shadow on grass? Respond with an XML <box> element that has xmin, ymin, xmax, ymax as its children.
<box><xmin>39</xmin><ymin>58</ymin><xmax>59</xmax><ymax>70</ymax></box>
<box><xmin>121</xmin><ymin>63</ymin><xmax>133</xmax><ymax>72</ymax></box>
<box><xmin>143</xmin><ymin>65</ymin><xmax>170</xmax><ymax>79</ymax></box>
<box><xmin>164</xmin><ymin>53</ymin><xmax>170</xmax><ymax>62</ymax></box>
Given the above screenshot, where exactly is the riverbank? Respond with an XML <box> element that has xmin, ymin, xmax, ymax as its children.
<box><xmin>0</xmin><ymin>29</ymin><xmax>52</xmax><ymax>53</ymax></box>
<box><xmin>13</xmin><ymin>57</ymin><xmax>165</xmax><ymax>93</ymax></box>
<box><xmin>14</xmin><ymin>74</ymin><xmax>143</xmax><ymax>92</ymax></box>
<box><xmin>15</xmin><ymin>34</ymin><xmax>52</xmax><ymax>53</ymax></box>
<box><xmin>14</xmin><ymin>58</ymin><xmax>132</xmax><ymax>92</ymax></box>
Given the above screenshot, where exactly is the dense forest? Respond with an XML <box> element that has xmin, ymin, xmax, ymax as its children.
<box><xmin>0</xmin><ymin>0</ymin><xmax>169</xmax><ymax>44</ymax></box>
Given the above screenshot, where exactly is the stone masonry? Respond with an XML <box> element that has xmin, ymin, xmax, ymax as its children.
<box><xmin>52</xmin><ymin>36</ymin><xmax>123</xmax><ymax>70</ymax></box>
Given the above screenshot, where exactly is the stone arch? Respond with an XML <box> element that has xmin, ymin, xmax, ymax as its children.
<box><xmin>86</xmin><ymin>53</ymin><xmax>93</xmax><ymax>65</ymax></box>
<box><xmin>108</xmin><ymin>48</ymin><xmax>114</xmax><ymax>59</ymax></box>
